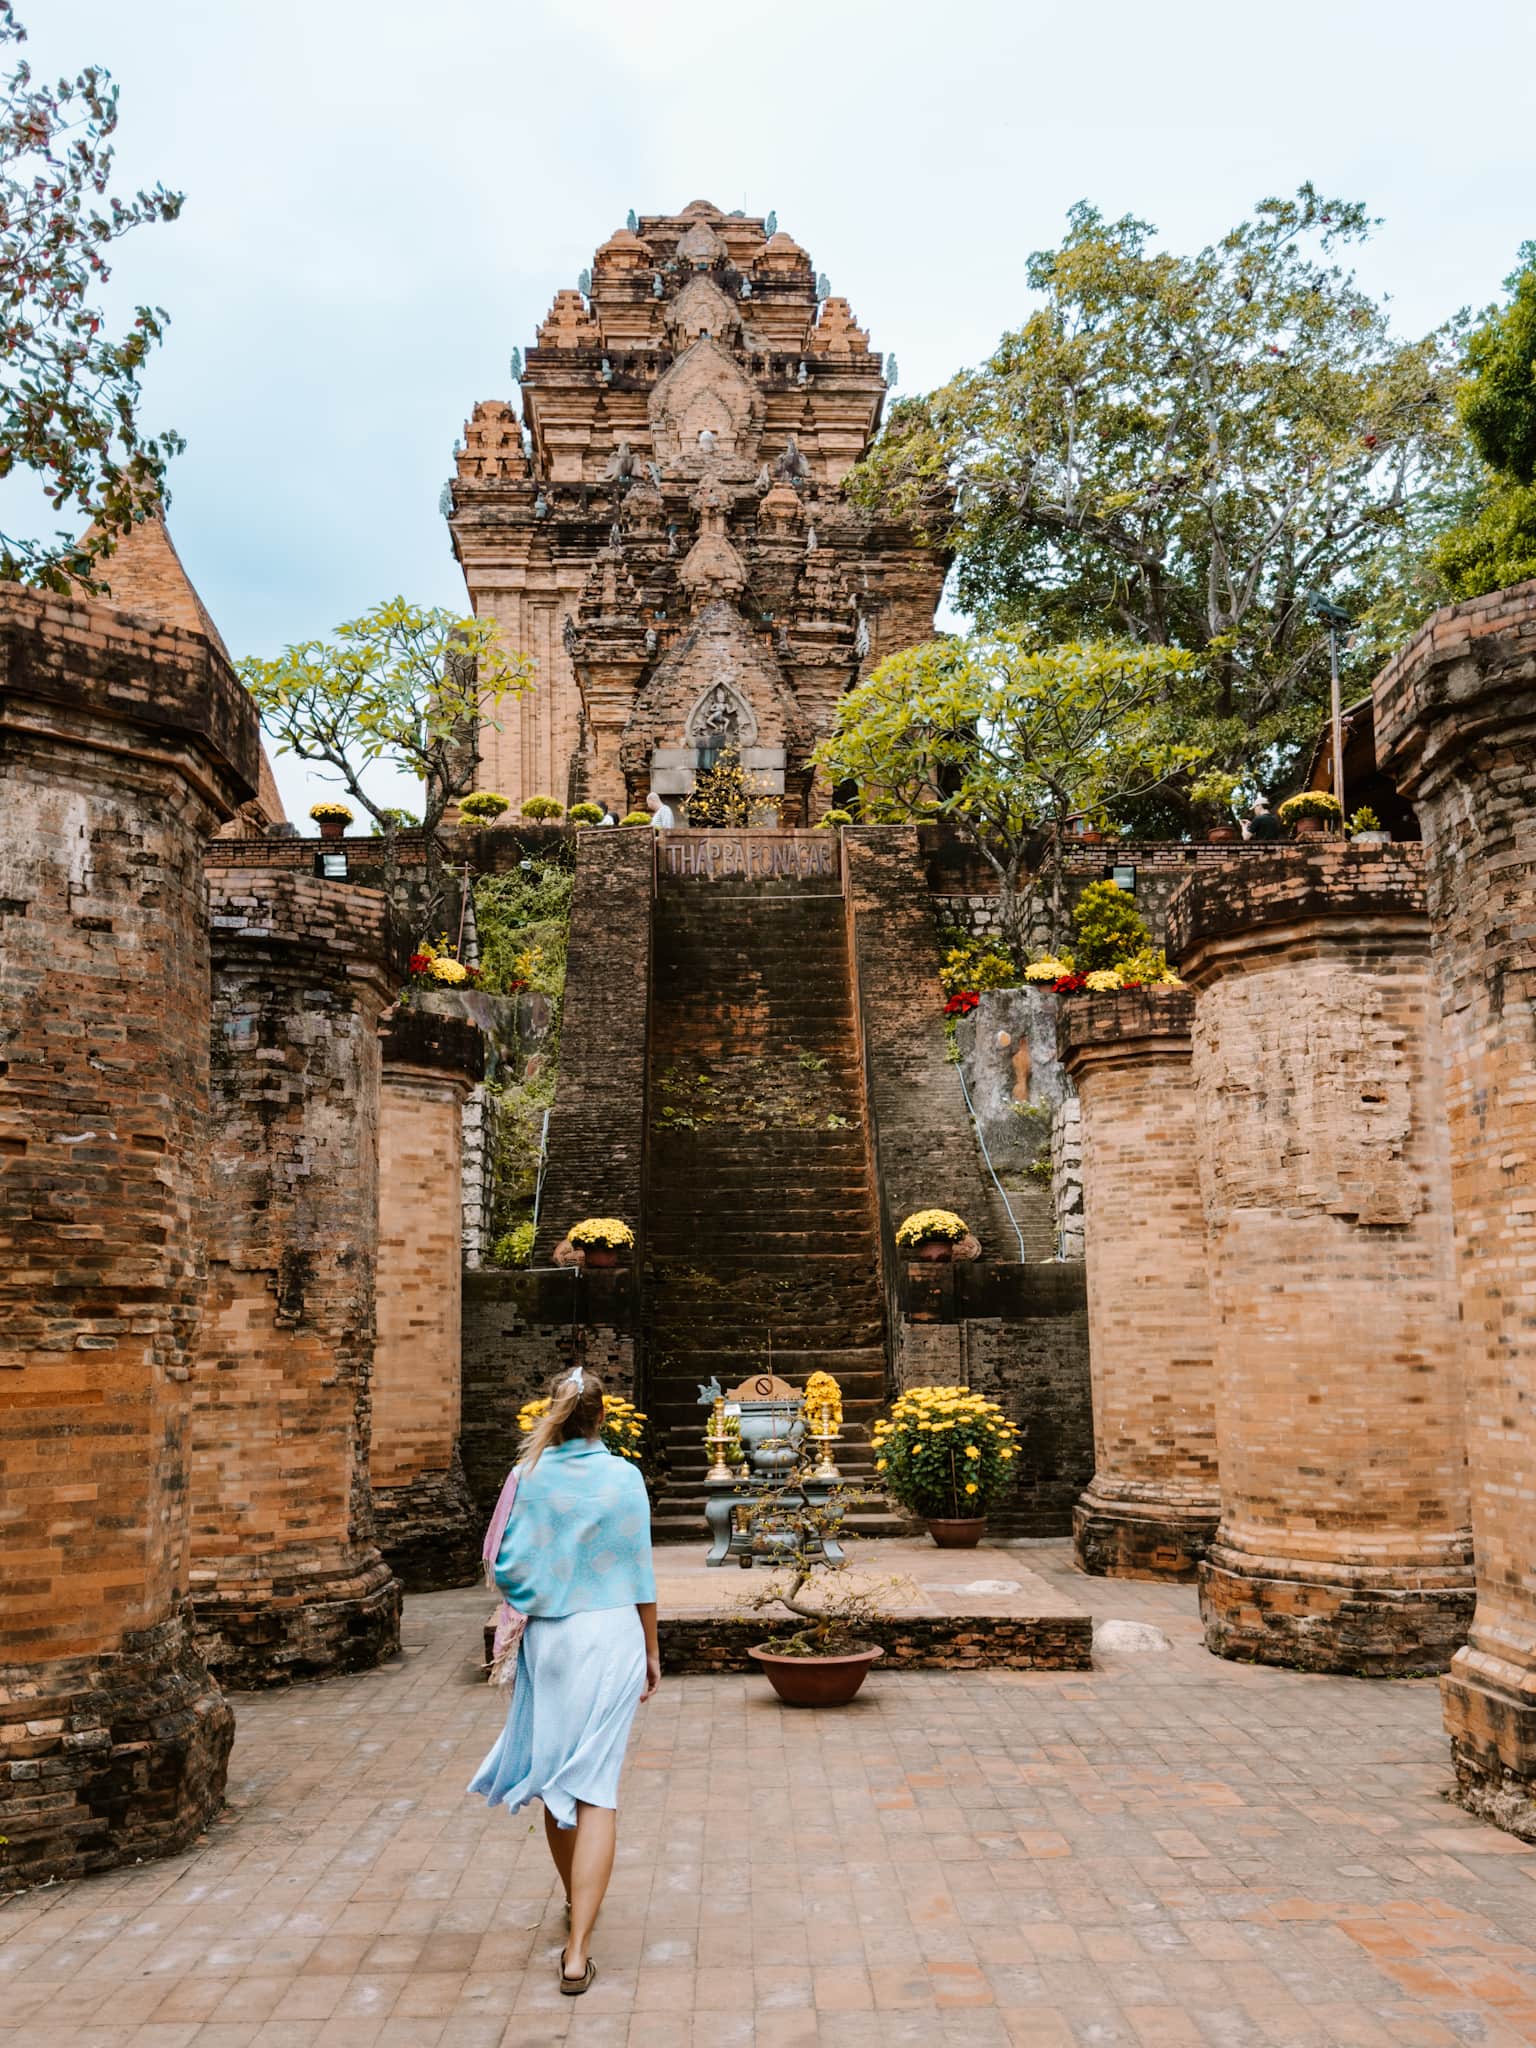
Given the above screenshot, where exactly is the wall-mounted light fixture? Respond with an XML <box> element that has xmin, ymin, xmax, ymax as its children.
<box><xmin>315</xmin><ymin>850</ymin><xmax>349</xmax><ymax>881</ymax></box>
<box><xmin>1110</xmin><ymin>863</ymin><xmax>1137</xmax><ymax>895</ymax></box>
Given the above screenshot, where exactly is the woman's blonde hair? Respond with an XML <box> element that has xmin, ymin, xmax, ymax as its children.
<box><xmin>520</xmin><ymin>1365</ymin><xmax>606</xmax><ymax>1476</ymax></box>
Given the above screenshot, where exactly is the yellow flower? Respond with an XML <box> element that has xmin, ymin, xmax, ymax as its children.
<box><xmin>964</xmin><ymin>1445</ymin><xmax>981</xmax><ymax>1460</ymax></box>
<box><xmin>1000</xmin><ymin>1449</ymin><xmax>1014</xmax><ymax>1460</ymax></box>
<box><xmin>875</xmin><ymin>1459</ymin><xmax>887</xmax><ymax>1472</ymax></box>
<box><xmin>965</xmin><ymin>1482</ymin><xmax>979</xmax><ymax>1495</ymax></box>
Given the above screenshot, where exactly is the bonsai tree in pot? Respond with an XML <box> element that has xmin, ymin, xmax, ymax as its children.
<box><xmin>737</xmin><ymin>1482</ymin><xmax>897</xmax><ymax>1706</ymax></box>
<box><xmin>874</xmin><ymin>1385</ymin><xmax>1021</xmax><ymax>1546</ymax></box>
<box><xmin>1277</xmin><ymin>790</ymin><xmax>1342</xmax><ymax>837</ymax></box>
<box><xmin>895</xmin><ymin>1208</ymin><xmax>970</xmax><ymax>1263</ymax></box>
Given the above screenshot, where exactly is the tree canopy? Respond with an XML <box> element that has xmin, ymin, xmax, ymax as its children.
<box><xmin>815</xmin><ymin>632</ymin><xmax>1208</xmax><ymax>943</ymax></box>
<box><xmin>240</xmin><ymin>598</ymin><xmax>534</xmax><ymax>934</ymax></box>
<box><xmin>1430</xmin><ymin>243</ymin><xmax>1536</xmax><ymax>602</ymax></box>
<box><xmin>0</xmin><ymin>4</ymin><xmax>185</xmax><ymax>590</ymax></box>
<box><xmin>848</xmin><ymin>187</ymin><xmax>1465</xmax><ymax>805</ymax></box>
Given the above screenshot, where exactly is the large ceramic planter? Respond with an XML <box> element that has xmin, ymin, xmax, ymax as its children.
<box><xmin>912</xmin><ymin>1238</ymin><xmax>955</xmax><ymax>1263</ymax></box>
<box><xmin>1207</xmin><ymin>825</ymin><xmax>1238</xmax><ymax>844</ymax></box>
<box><xmin>926</xmin><ymin>1517</ymin><xmax>988</xmax><ymax>1548</ymax></box>
<box><xmin>317</xmin><ymin>819</ymin><xmax>346</xmax><ymax>842</ymax></box>
<box><xmin>581</xmin><ymin>1246</ymin><xmax>620</xmax><ymax>1269</ymax></box>
<box><xmin>747</xmin><ymin>1642</ymin><xmax>883</xmax><ymax>1706</ymax></box>
<box><xmin>1292</xmin><ymin>815</ymin><xmax>1329</xmax><ymax>837</ymax></box>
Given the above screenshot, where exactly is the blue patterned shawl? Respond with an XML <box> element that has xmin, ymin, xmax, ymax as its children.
<box><xmin>493</xmin><ymin>1437</ymin><xmax>656</xmax><ymax>1618</ymax></box>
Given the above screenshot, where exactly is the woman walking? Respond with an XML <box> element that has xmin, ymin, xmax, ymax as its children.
<box><xmin>469</xmin><ymin>1367</ymin><xmax>659</xmax><ymax>1995</ymax></box>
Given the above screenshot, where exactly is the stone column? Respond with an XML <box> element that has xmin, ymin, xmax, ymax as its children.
<box><xmin>372</xmin><ymin>1006</ymin><xmax>486</xmax><ymax>1590</ymax></box>
<box><xmin>1168</xmin><ymin>847</ymin><xmax>1473</xmax><ymax>1674</ymax></box>
<box><xmin>191</xmin><ymin>871</ymin><xmax>401</xmax><ymax>1685</ymax></box>
<box><xmin>1374</xmin><ymin>585</ymin><xmax>1536</xmax><ymax>1835</ymax></box>
<box><xmin>0</xmin><ymin>587</ymin><xmax>256</xmax><ymax>1882</ymax></box>
<box><xmin>1060</xmin><ymin>988</ymin><xmax>1220</xmax><ymax>1579</ymax></box>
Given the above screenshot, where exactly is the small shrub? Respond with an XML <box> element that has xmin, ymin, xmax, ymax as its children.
<box><xmin>1072</xmin><ymin>879</ymin><xmax>1152</xmax><ymax>970</ymax></box>
<box><xmin>490</xmin><ymin>1219</ymin><xmax>535</xmax><ymax>1267</ymax></box>
<box><xmin>939</xmin><ymin>939</ymin><xmax>1017</xmax><ymax>996</ymax></box>
<box><xmin>620</xmin><ymin>809</ymin><xmax>651</xmax><ymax>826</ymax></box>
<box><xmin>568</xmin><ymin>801</ymin><xmax>604</xmax><ymax>825</ymax></box>
<box><xmin>520</xmin><ymin>794</ymin><xmax>565</xmax><ymax>820</ymax></box>
<box><xmin>873</xmin><ymin>1385</ymin><xmax>1020</xmax><ymax>1519</ymax></box>
<box><xmin>459</xmin><ymin>791</ymin><xmax>510</xmax><ymax>821</ymax></box>
<box><xmin>816</xmin><ymin>808</ymin><xmax>853</xmax><ymax>829</ymax></box>
<box><xmin>370</xmin><ymin>806</ymin><xmax>420</xmax><ymax>835</ymax></box>
<box><xmin>1348</xmin><ymin>806</ymin><xmax>1383</xmax><ymax>834</ymax></box>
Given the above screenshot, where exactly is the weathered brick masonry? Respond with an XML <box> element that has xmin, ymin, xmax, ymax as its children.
<box><xmin>844</xmin><ymin>828</ymin><xmax>1092</xmax><ymax>1532</ymax></box>
<box><xmin>535</xmin><ymin>829</ymin><xmax>652</xmax><ymax>1261</ymax></box>
<box><xmin>1169</xmin><ymin>847</ymin><xmax>1472</xmax><ymax>1675</ymax></box>
<box><xmin>0</xmin><ymin>587</ymin><xmax>257</xmax><ymax>1881</ymax></box>
<box><xmin>191</xmin><ymin>871</ymin><xmax>401</xmax><ymax>1686</ymax></box>
<box><xmin>1374</xmin><ymin>581</ymin><xmax>1536</xmax><ymax>1836</ymax></box>
<box><xmin>373</xmin><ymin>1008</ymin><xmax>486</xmax><ymax>1591</ymax></box>
<box><xmin>1060</xmin><ymin>989</ymin><xmax>1220</xmax><ymax>1579</ymax></box>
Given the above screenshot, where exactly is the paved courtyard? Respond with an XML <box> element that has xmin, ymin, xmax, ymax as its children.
<box><xmin>3</xmin><ymin>1543</ymin><xmax>1534</xmax><ymax>2048</ymax></box>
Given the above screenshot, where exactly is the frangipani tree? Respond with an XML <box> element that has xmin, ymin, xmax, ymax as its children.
<box><xmin>240</xmin><ymin>597</ymin><xmax>534</xmax><ymax>939</ymax></box>
<box><xmin>816</xmin><ymin>632</ymin><xmax>1209</xmax><ymax>944</ymax></box>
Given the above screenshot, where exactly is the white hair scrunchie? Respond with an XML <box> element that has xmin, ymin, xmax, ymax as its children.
<box><xmin>562</xmin><ymin>1366</ymin><xmax>585</xmax><ymax>1396</ymax></box>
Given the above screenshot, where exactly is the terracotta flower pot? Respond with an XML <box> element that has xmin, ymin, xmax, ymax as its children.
<box><xmin>1293</xmin><ymin>814</ymin><xmax>1327</xmax><ymax>836</ymax></box>
<box><xmin>582</xmin><ymin>1246</ymin><xmax>620</xmax><ymax>1268</ymax></box>
<box><xmin>747</xmin><ymin>1642</ymin><xmax>883</xmax><ymax>1706</ymax></box>
<box><xmin>1207</xmin><ymin>824</ymin><xmax>1238</xmax><ymax>843</ymax></box>
<box><xmin>926</xmin><ymin>1517</ymin><xmax>988</xmax><ymax>1548</ymax></box>
<box><xmin>317</xmin><ymin>818</ymin><xmax>346</xmax><ymax>841</ymax></box>
<box><xmin>913</xmin><ymin>1238</ymin><xmax>955</xmax><ymax>1263</ymax></box>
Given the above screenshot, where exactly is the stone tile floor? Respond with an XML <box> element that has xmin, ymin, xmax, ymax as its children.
<box><xmin>2</xmin><ymin>1541</ymin><xmax>1534</xmax><ymax>2048</ymax></box>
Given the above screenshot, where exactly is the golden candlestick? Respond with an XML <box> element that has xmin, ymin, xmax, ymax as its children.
<box><xmin>705</xmin><ymin>1396</ymin><xmax>734</xmax><ymax>1483</ymax></box>
<box><xmin>810</xmin><ymin>1400</ymin><xmax>841</xmax><ymax>1483</ymax></box>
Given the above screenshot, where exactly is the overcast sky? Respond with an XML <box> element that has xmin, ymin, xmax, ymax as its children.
<box><xmin>15</xmin><ymin>0</ymin><xmax>1536</xmax><ymax>819</ymax></box>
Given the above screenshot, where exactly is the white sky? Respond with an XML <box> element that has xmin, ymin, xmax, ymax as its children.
<box><xmin>14</xmin><ymin>0</ymin><xmax>1536</xmax><ymax>821</ymax></box>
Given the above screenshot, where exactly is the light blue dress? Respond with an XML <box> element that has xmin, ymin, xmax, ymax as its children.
<box><xmin>468</xmin><ymin>1437</ymin><xmax>656</xmax><ymax>1831</ymax></box>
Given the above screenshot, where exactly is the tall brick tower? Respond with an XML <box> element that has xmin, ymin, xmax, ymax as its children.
<box><xmin>447</xmin><ymin>201</ymin><xmax>947</xmax><ymax>819</ymax></box>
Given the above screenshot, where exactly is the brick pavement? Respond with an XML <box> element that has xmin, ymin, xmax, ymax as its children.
<box><xmin>2</xmin><ymin>1542</ymin><xmax>1533</xmax><ymax>2048</ymax></box>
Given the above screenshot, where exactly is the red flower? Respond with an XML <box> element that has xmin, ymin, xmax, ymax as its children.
<box><xmin>1050</xmin><ymin>972</ymin><xmax>1088</xmax><ymax>993</ymax></box>
<box><xmin>944</xmin><ymin>990</ymin><xmax>980</xmax><ymax>1016</ymax></box>
<box><xmin>408</xmin><ymin>952</ymin><xmax>431</xmax><ymax>975</ymax></box>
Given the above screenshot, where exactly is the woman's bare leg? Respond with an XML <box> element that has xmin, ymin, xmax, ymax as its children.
<box><xmin>563</xmin><ymin>1802</ymin><xmax>616</xmax><ymax>1974</ymax></box>
<box><xmin>542</xmin><ymin>1805</ymin><xmax>575</xmax><ymax>1905</ymax></box>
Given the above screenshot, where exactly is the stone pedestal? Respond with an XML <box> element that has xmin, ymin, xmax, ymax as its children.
<box><xmin>0</xmin><ymin>587</ymin><xmax>257</xmax><ymax>1881</ymax></box>
<box><xmin>1060</xmin><ymin>989</ymin><xmax>1219</xmax><ymax>1580</ymax></box>
<box><xmin>1375</xmin><ymin>584</ymin><xmax>1536</xmax><ymax>1833</ymax></box>
<box><xmin>191</xmin><ymin>872</ymin><xmax>401</xmax><ymax>1686</ymax></box>
<box><xmin>372</xmin><ymin>1006</ymin><xmax>486</xmax><ymax>1590</ymax></box>
<box><xmin>1168</xmin><ymin>848</ymin><xmax>1473</xmax><ymax>1675</ymax></box>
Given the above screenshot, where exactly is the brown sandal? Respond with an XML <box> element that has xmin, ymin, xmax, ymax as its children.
<box><xmin>559</xmin><ymin>1948</ymin><xmax>596</xmax><ymax>1997</ymax></box>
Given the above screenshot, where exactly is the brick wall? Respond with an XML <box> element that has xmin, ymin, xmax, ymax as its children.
<box><xmin>535</xmin><ymin>830</ymin><xmax>653</xmax><ymax>1258</ymax></box>
<box><xmin>1172</xmin><ymin>846</ymin><xmax>1473</xmax><ymax>1675</ymax></box>
<box><xmin>0</xmin><ymin>586</ymin><xmax>251</xmax><ymax>1881</ymax></box>
<box><xmin>461</xmin><ymin>1269</ymin><xmax>638</xmax><ymax>1516</ymax></box>
<box><xmin>1061</xmin><ymin>990</ymin><xmax>1219</xmax><ymax>1579</ymax></box>
<box><xmin>1373</xmin><ymin>579</ymin><xmax>1536</xmax><ymax>1831</ymax></box>
<box><xmin>373</xmin><ymin>1008</ymin><xmax>485</xmax><ymax>1590</ymax></box>
<box><xmin>191</xmin><ymin>870</ymin><xmax>401</xmax><ymax>1685</ymax></box>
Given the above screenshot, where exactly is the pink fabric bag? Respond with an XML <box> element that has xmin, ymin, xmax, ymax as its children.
<box><xmin>483</xmin><ymin>1468</ymin><xmax>526</xmax><ymax>1690</ymax></box>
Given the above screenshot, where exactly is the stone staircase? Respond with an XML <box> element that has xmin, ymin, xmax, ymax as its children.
<box><xmin>642</xmin><ymin>868</ymin><xmax>897</xmax><ymax>1539</ymax></box>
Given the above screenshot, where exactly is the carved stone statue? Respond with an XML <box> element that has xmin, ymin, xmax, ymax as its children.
<box><xmin>601</xmin><ymin>439</ymin><xmax>635</xmax><ymax>483</ymax></box>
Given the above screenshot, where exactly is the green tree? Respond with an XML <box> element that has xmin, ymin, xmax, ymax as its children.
<box><xmin>0</xmin><ymin>4</ymin><xmax>185</xmax><ymax>590</ymax></box>
<box><xmin>815</xmin><ymin>632</ymin><xmax>1208</xmax><ymax>944</ymax></box>
<box><xmin>1431</xmin><ymin>244</ymin><xmax>1536</xmax><ymax>601</ymax></box>
<box><xmin>240</xmin><ymin>598</ymin><xmax>534</xmax><ymax>936</ymax></box>
<box><xmin>849</xmin><ymin>188</ymin><xmax>1465</xmax><ymax>802</ymax></box>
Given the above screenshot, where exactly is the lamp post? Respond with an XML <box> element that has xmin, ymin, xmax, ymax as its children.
<box><xmin>1306</xmin><ymin>593</ymin><xmax>1353</xmax><ymax>823</ymax></box>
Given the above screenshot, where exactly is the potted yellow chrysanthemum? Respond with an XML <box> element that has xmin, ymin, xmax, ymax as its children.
<box><xmin>518</xmin><ymin>1390</ymin><xmax>647</xmax><ymax>1463</ymax></box>
<box><xmin>566</xmin><ymin>1217</ymin><xmax>635</xmax><ymax>1269</ymax></box>
<box><xmin>873</xmin><ymin>1385</ymin><xmax>1020</xmax><ymax>1546</ymax></box>
<box><xmin>894</xmin><ymin>1208</ymin><xmax>969</xmax><ymax>1264</ymax></box>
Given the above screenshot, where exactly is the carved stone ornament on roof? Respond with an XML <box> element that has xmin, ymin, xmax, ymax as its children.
<box><xmin>594</xmin><ymin>227</ymin><xmax>651</xmax><ymax>273</ymax></box>
<box><xmin>757</xmin><ymin>479</ymin><xmax>804</xmax><ymax>530</ymax></box>
<box><xmin>537</xmin><ymin>288</ymin><xmax>601</xmax><ymax>349</ymax></box>
<box><xmin>667</xmin><ymin>274</ymin><xmax>740</xmax><ymax>348</ymax></box>
<box><xmin>676</xmin><ymin>218</ymin><xmax>728</xmax><ymax>268</ymax></box>
<box><xmin>686</xmin><ymin>680</ymin><xmax>758</xmax><ymax>750</ymax></box>
<box><xmin>808</xmin><ymin>296</ymin><xmax>869</xmax><ymax>358</ymax></box>
<box><xmin>678</xmin><ymin>475</ymin><xmax>748</xmax><ymax>602</ymax></box>
<box><xmin>648</xmin><ymin>336</ymin><xmax>762</xmax><ymax>472</ymax></box>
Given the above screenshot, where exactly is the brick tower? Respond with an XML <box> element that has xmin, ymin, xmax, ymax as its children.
<box><xmin>447</xmin><ymin>201</ymin><xmax>947</xmax><ymax>819</ymax></box>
